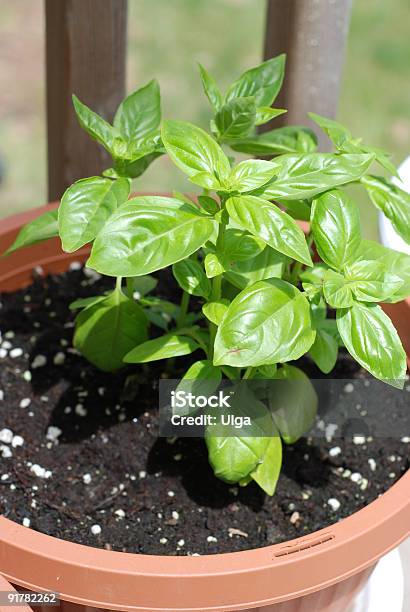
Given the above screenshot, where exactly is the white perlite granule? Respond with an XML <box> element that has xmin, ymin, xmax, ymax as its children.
<box><xmin>53</xmin><ymin>352</ymin><xmax>66</xmax><ymax>365</ymax></box>
<box><xmin>290</xmin><ymin>511</ymin><xmax>300</xmax><ymax>524</ymax></box>
<box><xmin>91</xmin><ymin>524</ymin><xmax>102</xmax><ymax>535</ymax></box>
<box><xmin>11</xmin><ymin>436</ymin><xmax>24</xmax><ymax>448</ymax></box>
<box><xmin>30</xmin><ymin>464</ymin><xmax>52</xmax><ymax>479</ymax></box>
<box><xmin>368</xmin><ymin>458</ymin><xmax>377</xmax><ymax>471</ymax></box>
<box><xmin>46</xmin><ymin>426</ymin><xmax>62</xmax><ymax>442</ymax></box>
<box><xmin>327</xmin><ymin>498</ymin><xmax>341</xmax><ymax>511</ymax></box>
<box><xmin>0</xmin><ymin>445</ymin><xmax>12</xmax><ymax>458</ymax></box>
<box><xmin>0</xmin><ymin>429</ymin><xmax>13</xmax><ymax>444</ymax></box>
<box><xmin>75</xmin><ymin>404</ymin><xmax>87</xmax><ymax>417</ymax></box>
<box><xmin>31</xmin><ymin>354</ymin><xmax>47</xmax><ymax>369</ymax></box>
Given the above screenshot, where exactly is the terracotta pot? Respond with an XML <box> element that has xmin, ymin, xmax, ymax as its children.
<box><xmin>0</xmin><ymin>204</ymin><xmax>409</xmax><ymax>612</ymax></box>
<box><xmin>0</xmin><ymin>573</ymin><xmax>33</xmax><ymax>612</ymax></box>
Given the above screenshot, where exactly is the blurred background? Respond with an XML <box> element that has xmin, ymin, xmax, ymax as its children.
<box><xmin>0</xmin><ymin>0</ymin><xmax>409</xmax><ymax>239</ymax></box>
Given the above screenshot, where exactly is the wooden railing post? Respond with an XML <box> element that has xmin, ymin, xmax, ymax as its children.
<box><xmin>45</xmin><ymin>0</ymin><xmax>127</xmax><ymax>201</ymax></box>
<box><xmin>264</xmin><ymin>0</ymin><xmax>352</xmax><ymax>149</ymax></box>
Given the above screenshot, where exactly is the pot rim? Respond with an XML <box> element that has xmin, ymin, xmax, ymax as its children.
<box><xmin>0</xmin><ymin>203</ymin><xmax>409</xmax><ymax>612</ymax></box>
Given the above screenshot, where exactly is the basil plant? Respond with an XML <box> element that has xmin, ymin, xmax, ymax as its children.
<box><xmin>6</xmin><ymin>56</ymin><xmax>410</xmax><ymax>496</ymax></box>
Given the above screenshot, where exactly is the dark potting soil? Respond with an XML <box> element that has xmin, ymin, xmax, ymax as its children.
<box><xmin>0</xmin><ymin>264</ymin><xmax>409</xmax><ymax>556</ymax></box>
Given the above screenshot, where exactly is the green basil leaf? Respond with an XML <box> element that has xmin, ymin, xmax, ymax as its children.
<box><xmin>249</xmin><ymin>435</ymin><xmax>282</xmax><ymax>496</ymax></box>
<box><xmin>172</xmin><ymin>259</ymin><xmax>211</xmax><ymax>298</ymax></box>
<box><xmin>139</xmin><ymin>296</ymin><xmax>179</xmax><ymax>316</ymax></box>
<box><xmin>302</xmin><ymin>282</ymin><xmax>321</xmax><ymax>300</ymax></box>
<box><xmin>129</xmin><ymin>275</ymin><xmax>158</xmax><ymax>298</ymax></box>
<box><xmin>308</xmin><ymin>328</ymin><xmax>338</xmax><ymax>374</ymax></box>
<box><xmin>323</xmin><ymin>269</ymin><xmax>355</xmax><ymax>308</ymax></box>
<box><xmin>215</xmin><ymin>97</ymin><xmax>256</xmax><ymax>139</ymax></box>
<box><xmin>309</xmin><ymin>295</ymin><xmax>327</xmax><ymax>321</ymax></box>
<box><xmin>336</xmin><ymin>302</ymin><xmax>406</xmax><ymax>387</ymax></box>
<box><xmin>256</xmin><ymin>364</ymin><xmax>278</xmax><ymax>379</ymax></box>
<box><xmin>227</xmin><ymin>195</ymin><xmax>312</xmax><ymax>266</ymax></box>
<box><xmin>320</xmin><ymin>318</ymin><xmax>344</xmax><ymax>347</ymax></box>
<box><xmin>206</xmin><ymin>229</ymin><xmax>266</xmax><ymax>279</ymax></box>
<box><xmin>5</xmin><ymin>209</ymin><xmax>59</xmax><ymax>255</ymax></box>
<box><xmin>198</xmin><ymin>64</ymin><xmax>223</xmax><ymax>112</ymax></box>
<box><xmin>124</xmin><ymin>333</ymin><xmax>199</xmax><ymax>364</ymax></box>
<box><xmin>221</xmin><ymin>228</ymin><xmax>266</xmax><ymax>262</ymax></box>
<box><xmin>362</xmin><ymin>175</ymin><xmax>410</xmax><ymax>244</ymax></box>
<box><xmin>204</xmin><ymin>252</ymin><xmax>225</xmax><ymax>278</ymax></box>
<box><xmin>229</xmin><ymin>160</ymin><xmax>278</xmax><ymax>193</ymax></box>
<box><xmin>198</xmin><ymin>195</ymin><xmax>220</xmax><ymax>215</ymax></box>
<box><xmin>269</xmin><ymin>365</ymin><xmax>318</xmax><ymax>444</ymax></box>
<box><xmin>229</xmin><ymin>126</ymin><xmax>318</xmax><ymax>156</ymax></box>
<box><xmin>58</xmin><ymin>177</ymin><xmax>130</xmax><ymax>253</ymax></box>
<box><xmin>205</xmin><ymin>228</ymin><xmax>266</xmax><ymax>278</ymax></box>
<box><xmin>255</xmin><ymin>107</ymin><xmax>287</xmax><ymax>126</ymax></box>
<box><xmin>356</xmin><ymin>240</ymin><xmax>410</xmax><ymax>302</ymax></box>
<box><xmin>324</xmin><ymin>261</ymin><xmax>403</xmax><ymax>307</ymax></box>
<box><xmin>140</xmin><ymin>296</ymin><xmax>179</xmax><ymax>330</ymax></box>
<box><xmin>114</xmin><ymin>149</ymin><xmax>164</xmax><ymax>179</ymax></box>
<box><xmin>214</xmin><ymin>279</ymin><xmax>315</xmax><ymax>367</ymax></box>
<box><xmin>87</xmin><ymin>196</ymin><xmax>215</xmax><ymax>277</ymax></box>
<box><xmin>359</xmin><ymin>146</ymin><xmax>398</xmax><ymax>177</ymax></box>
<box><xmin>343</xmin><ymin>260</ymin><xmax>403</xmax><ymax>302</ymax></box>
<box><xmin>161</xmin><ymin>120</ymin><xmax>231</xmax><ymax>186</ymax></box>
<box><xmin>308</xmin><ymin>112</ymin><xmax>352</xmax><ymax>148</ymax></box>
<box><xmin>225</xmin><ymin>55</ymin><xmax>285</xmax><ymax>107</ymax></box>
<box><xmin>202</xmin><ymin>300</ymin><xmax>229</xmax><ymax>325</ymax></box>
<box><xmin>300</xmin><ymin>263</ymin><xmax>328</xmax><ymax>284</ymax></box>
<box><xmin>205</xmin><ymin>386</ymin><xmax>272</xmax><ymax>483</ymax></box>
<box><xmin>74</xmin><ymin>289</ymin><xmax>148</xmax><ymax>372</ymax></box>
<box><xmin>191</xmin><ymin>171</ymin><xmax>223</xmax><ymax>190</ymax></box>
<box><xmin>72</xmin><ymin>94</ymin><xmax>118</xmax><ymax>154</ymax></box>
<box><xmin>311</xmin><ymin>189</ymin><xmax>361</xmax><ymax>270</ymax></box>
<box><xmin>308</xmin><ymin>113</ymin><xmax>398</xmax><ymax>177</ymax></box>
<box><xmin>260</xmin><ymin>154</ymin><xmax>374</xmax><ymax>201</ymax></box>
<box><xmin>206</xmin><ymin>433</ymin><xmax>268</xmax><ymax>484</ymax></box>
<box><xmin>178</xmin><ymin>359</ymin><xmax>222</xmax><ymax>399</ymax></box>
<box><xmin>224</xmin><ymin>246</ymin><xmax>287</xmax><ymax>289</ymax></box>
<box><xmin>69</xmin><ymin>295</ymin><xmax>107</xmax><ymax>311</ymax></box>
<box><xmin>279</xmin><ymin>199</ymin><xmax>311</xmax><ymax>222</ymax></box>
<box><xmin>113</xmin><ymin>79</ymin><xmax>161</xmax><ymax>142</ymax></box>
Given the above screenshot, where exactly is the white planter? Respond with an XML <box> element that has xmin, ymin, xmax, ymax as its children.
<box><xmin>350</xmin><ymin>548</ymin><xmax>404</xmax><ymax>612</ymax></box>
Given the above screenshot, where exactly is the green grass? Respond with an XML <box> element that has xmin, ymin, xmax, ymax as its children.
<box><xmin>1</xmin><ymin>0</ymin><xmax>409</xmax><ymax>241</ymax></box>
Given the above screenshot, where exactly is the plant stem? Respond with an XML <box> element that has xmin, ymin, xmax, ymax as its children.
<box><xmin>126</xmin><ymin>277</ymin><xmax>134</xmax><ymax>300</ymax></box>
<box><xmin>177</xmin><ymin>291</ymin><xmax>190</xmax><ymax>329</ymax></box>
<box><xmin>290</xmin><ymin>234</ymin><xmax>315</xmax><ymax>285</ymax></box>
<box><xmin>242</xmin><ymin>366</ymin><xmax>254</xmax><ymax>380</ymax></box>
<box><xmin>208</xmin><ymin>207</ymin><xmax>227</xmax><ymax>357</ymax></box>
<box><xmin>181</xmin><ymin>327</ymin><xmax>208</xmax><ymax>355</ymax></box>
<box><xmin>290</xmin><ymin>261</ymin><xmax>303</xmax><ymax>285</ymax></box>
<box><xmin>116</xmin><ymin>276</ymin><xmax>123</xmax><ymax>292</ymax></box>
